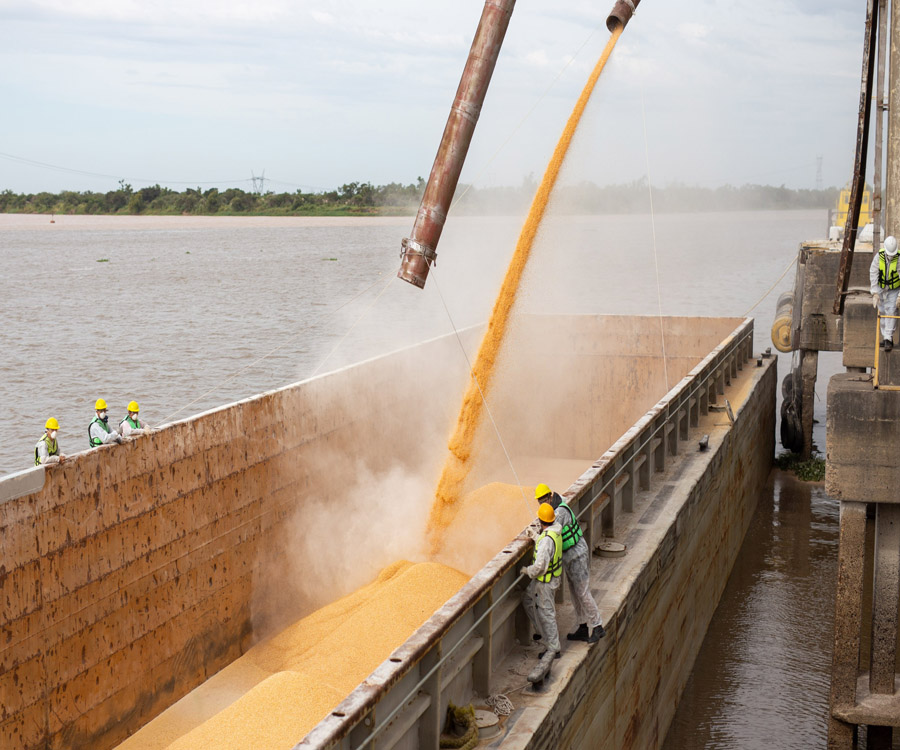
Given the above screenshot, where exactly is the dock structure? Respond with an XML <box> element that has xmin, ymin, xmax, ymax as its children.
<box><xmin>0</xmin><ymin>314</ymin><xmax>776</xmax><ymax>750</ymax></box>
<box><xmin>826</xmin><ymin>0</ymin><xmax>900</xmax><ymax>745</ymax></box>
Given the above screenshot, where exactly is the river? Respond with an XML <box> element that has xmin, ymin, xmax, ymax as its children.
<box><xmin>1</xmin><ymin>209</ymin><xmax>841</xmax><ymax>746</ymax></box>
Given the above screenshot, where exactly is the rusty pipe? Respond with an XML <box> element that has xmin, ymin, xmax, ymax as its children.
<box><xmin>398</xmin><ymin>0</ymin><xmax>516</xmax><ymax>289</ymax></box>
<box><xmin>607</xmin><ymin>0</ymin><xmax>641</xmax><ymax>32</ymax></box>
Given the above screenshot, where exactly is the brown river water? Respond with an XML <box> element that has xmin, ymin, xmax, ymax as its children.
<box><xmin>1</xmin><ymin>209</ymin><xmax>841</xmax><ymax>746</ymax></box>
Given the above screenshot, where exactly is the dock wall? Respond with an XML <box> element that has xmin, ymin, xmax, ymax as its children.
<box><xmin>1</xmin><ymin>315</ymin><xmax>744</xmax><ymax>749</ymax></box>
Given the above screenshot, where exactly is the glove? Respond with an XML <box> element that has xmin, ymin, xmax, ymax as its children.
<box><xmin>519</xmin><ymin>566</ymin><xmax>530</xmax><ymax>578</ymax></box>
<box><xmin>874</xmin><ymin>293</ymin><xmax>881</xmax><ymax>309</ymax></box>
<box><xmin>524</xmin><ymin>526</ymin><xmax>539</xmax><ymax>541</ymax></box>
<box><xmin>116</xmin><ymin>435</ymin><xmax>125</xmax><ymax>444</ymax></box>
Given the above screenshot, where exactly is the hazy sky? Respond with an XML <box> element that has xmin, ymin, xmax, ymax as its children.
<box><xmin>0</xmin><ymin>0</ymin><xmax>870</xmax><ymax>194</ymax></box>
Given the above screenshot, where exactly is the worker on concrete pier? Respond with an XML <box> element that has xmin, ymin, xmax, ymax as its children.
<box><xmin>88</xmin><ymin>398</ymin><xmax>124</xmax><ymax>447</ymax></box>
<box><xmin>35</xmin><ymin>417</ymin><xmax>65</xmax><ymax>465</ymax></box>
<box><xmin>119</xmin><ymin>401</ymin><xmax>146</xmax><ymax>437</ymax></box>
<box><xmin>870</xmin><ymin>235</ymin><xmax>900</xmax><ymax>352</ymax></box>
<box><xmin>535</xmin><ymin>483</ymin><xmax>606</xmax><ymax>643</ymax></box>
<box><xmin>520</xmin><ymin>502</ymin><xmax>563</xmax><ymax>659</ymax></box>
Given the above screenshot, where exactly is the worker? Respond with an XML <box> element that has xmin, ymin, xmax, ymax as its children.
<box><xmin>535</xmin><ymin>483</ymin><xmax>606</xmax><ymax>643</ymax></box>
<box><xmin>871</xmin><ymin>235</ymin><xmax>900</xmax><ymax>352</ymax></box>
<box><xmin>119</xmin><ymin>401</ymin><xmax>146</xmax><ymax>437</ymax></box>
<box><xmin>520</xmin><ymin>502</ymin><xmax>563</xmax><ymax>660</ymax></box>
<box><xmin>88</xmin><ymin>398</ymin><xmax>124</xmax><ymax>447</ymax></box>
<box><xmin>34</xmin><ymin>417</ymin><xmax>66</xmax><ymax>466</ymax></box>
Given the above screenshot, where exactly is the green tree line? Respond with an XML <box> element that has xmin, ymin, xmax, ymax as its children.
<box><xmin>0</xmin><ymin>178</ymin><xmax>839</xmax><ymax>217</ymax></box>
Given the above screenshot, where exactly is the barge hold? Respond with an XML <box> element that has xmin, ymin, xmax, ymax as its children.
<box><xmin>1</xmin><ymin>313</ymin><xmax>774</xmax><ymax>749</ymax></box>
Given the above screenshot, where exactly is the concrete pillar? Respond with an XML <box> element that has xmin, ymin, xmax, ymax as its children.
<box><xmin>800</xmin><ymin>349</ymin><xmax>819</xmax><ymax>458</ymax></box>
<box><xmin>828</xmin><ymin>501</ymin><xmax>867</xmax><ymax>749</ymax></box>
<box><xmin>864</xmin><ymin>505</ymin><xmax>900</xmax><ymax>748</ymax></box>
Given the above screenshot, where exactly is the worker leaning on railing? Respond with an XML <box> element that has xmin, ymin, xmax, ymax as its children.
<box><xmin>32</xmin><ymin>398</ymin><xmax>150</xmax><ymax>468</ymax></box>
<box><xmin>534</xmin><ymin>483</ymin><xmax>606</xmax><ymax>643</ymax></box>
<box><xmin>34</xmin><ymin>417</ymin><xmax>66</xmax><ymax>466</ymax></box>
<box><xmin>871</xmin><ymin>235</ymin><xmax>900</xmax><ymax>352</ymax></box>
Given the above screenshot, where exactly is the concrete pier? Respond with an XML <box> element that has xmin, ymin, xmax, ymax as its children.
<box><xmin>827</xmin><ymin>374</ymin><xmax>900</xmax><ymax>747</ymax></box>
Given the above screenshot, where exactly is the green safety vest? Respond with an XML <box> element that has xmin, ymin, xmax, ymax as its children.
<box><xmin>34</xmin><ymin>434</ymin><xmax>58</xmax><ymax>466</ymax></box>
<box><xmin>119</xmin><ymin>415</ymin><xmax>142</xmax><ymax>430</ymax></box>
<box><xmin>89</xmin><ymin>416</ymin><xmax>111</xmax><ymax>447</ymax></box>
<box><xmin>557</xmin><ymin>501</ymin><xmax>584</xmax><ymax>551</ymax></box>
<box><xmin>535</xmin><ymin>529</ymin><xmax>563</xmax><ymax>583</ymax></box>
<box><xmin>879</xmin><ymin>250</ymin><xmax>900</xmax><ymax>290</ymax></box>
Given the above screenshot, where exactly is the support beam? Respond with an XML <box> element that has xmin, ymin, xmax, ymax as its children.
<box><xmin>828</xmin><ymin>502</ymin><xmax>867</xmax><ymax>749</ymax></box>
<box><xmin>834</xmin><ymin>0</ymin><xmax>878</xmax><ymax>315</ymax></box>
<box><xmin>800</xmin><ymin>349</ymin><xmax>819</xmax><ymax>458</ymax></box>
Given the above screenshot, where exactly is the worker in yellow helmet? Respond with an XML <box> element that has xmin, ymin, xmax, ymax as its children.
<box><xmin>119</xmin><ymin>401</ymin><xmax>146</xmax><ymax>438</ymax></box>
<box><xmin>35</xmin><ymin>417</ymin><xmax>66</xmax><ymax>466</ymax></box>
<box><xmin>89</xmin><ymin>398</ymin><xmax>124</xmax><ymax>448</ymax></box>
<box><xmin>535</xmin><ymin>483</ymin><xmax>605</xmax><ymax>643</ymax></box>
<box><xmin>519</xmin><ymin>501</ymin><xmax>563</xmax><ymax>663</ymax></box>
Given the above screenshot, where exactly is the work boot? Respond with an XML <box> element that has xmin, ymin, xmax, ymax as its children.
<box><xmin>538</xmin><ymin>650</ymin><xmax>562</xmax><ymax>660</ymax></box>
<box><xmin>887</xmin><ymin>339</ymin><xmax>894</xmax><ymax>353</ymax></box>
<box><xmin>586</xmin><ymin>624</ymin><xmax>606</xmax><ymax>643</ymax></box>
<box><xmin>567</xmin><ymin>623</ymin><xmax>589</xmax><ymax>641</ymax></box>
<box><xmin>532</xmin><ymin>633</ymin><xmax>542</xmax><ymax>642</ymax></box>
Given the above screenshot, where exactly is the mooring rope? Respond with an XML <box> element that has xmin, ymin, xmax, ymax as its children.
<box><xmin>430</xmin><ymin>266</ymin><xmax>530</xmax><ymax>512</ymax></box>
<box><xmin>641</xmin><ymin>86</ymin><xmax>670</xmax><ymax>393</ymax></box>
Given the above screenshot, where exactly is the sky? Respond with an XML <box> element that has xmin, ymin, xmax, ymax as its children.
<box><xmin>0</xmin><ymin>0</ymin><xmax>872</xmax><ymax>194</ymax></box>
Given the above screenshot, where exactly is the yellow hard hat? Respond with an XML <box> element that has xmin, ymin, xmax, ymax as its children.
<box><xmin>534</xmin><ymin>483</ymin><xmax>551</xmax><ymax>501</ymax></box>
<box><xmin>127</xmin><ymin>401</ymin><xmax>140</xmax><ymax>413</ymax></box>
<box><xmin>538</xmin><ymin>502</ymin><xmax>555</xmax><ymax>524</ymax></box>
<box><xmin>45</xmin><ymin>417</ymin><xmax>59</xmax><ymax>430</ymax></box>
<box><xmin>95</xmin><ymin>398</ymin><xmax>107</xmax><ymax>410</ymax></box>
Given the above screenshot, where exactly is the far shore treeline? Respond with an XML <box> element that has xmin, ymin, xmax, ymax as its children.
<box><xmin>0</xmin><ymin>178</ymin><xmax>840</xmax><ymax>217</ymax></box>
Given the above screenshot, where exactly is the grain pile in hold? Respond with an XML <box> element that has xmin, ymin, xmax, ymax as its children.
<box><xmin>427</xmin><ymin>26</ymin><xmax>625</xmax><ymax>552</ymax></box>
<box><xmin>119</xmin><ymin>561</ymin><xmax>467</xmax><ymax>750</ymax></box>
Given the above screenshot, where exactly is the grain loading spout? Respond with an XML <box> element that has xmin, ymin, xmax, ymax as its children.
<box><xmin>397</xmin><ymin>0</ymin><xmax>516</xmax><ymax>289</ymax></box>
<box><xmin>398</xmin><ymin>0</ymin><xmax>642</xmax><ymax>289</ymax></box>
<box><xmin>606</xmin><ymin>0</ymin><xmax>642</xmax><ymax>32</ymax></box>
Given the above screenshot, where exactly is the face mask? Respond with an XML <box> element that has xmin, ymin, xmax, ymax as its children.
<box><xmin>49</xmin><ymin>430</ymin><xmax>57</xmax><ymax>440</ymax></box>
<box><xmin>99</xmin><ymin>411</ymin><xmax>108</xmax><ymax>421</ymax></box>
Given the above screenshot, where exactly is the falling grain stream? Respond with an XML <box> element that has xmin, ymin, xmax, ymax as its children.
<box><xmin>427</xmin><ymin>26</ymin><xmax>624</xmax><ymax>549</ymax></box>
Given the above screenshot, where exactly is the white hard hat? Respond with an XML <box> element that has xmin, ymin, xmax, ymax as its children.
<box><xmin>885</xmin><ymin>236</ymin><xmax>898</xmax><ymax>255</ymax></box>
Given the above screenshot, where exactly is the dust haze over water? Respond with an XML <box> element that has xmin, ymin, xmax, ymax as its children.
<box><xmin>1</xmin><ymin>208</ymin><xmax>828</xmax><ymax>478</ymax></box>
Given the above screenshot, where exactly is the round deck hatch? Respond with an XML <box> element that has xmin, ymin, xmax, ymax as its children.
<box><xmin>595</xmin><ymin>541</ymin><xmax>627</xmax><ymax>558</ymax></box>
<box><xmin>475</xmin><ymin>709</ymin><xmax>501</xmax><ymax>739</ymax></box>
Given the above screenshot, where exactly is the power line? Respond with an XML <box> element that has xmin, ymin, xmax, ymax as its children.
<box><xmin>0</xmin><ymin>150</ymin><xmax>327</xmax><ymax>192</ymax></box>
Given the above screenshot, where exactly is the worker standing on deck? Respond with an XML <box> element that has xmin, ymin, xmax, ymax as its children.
<box><xmin>534</xmin><ymin>483</ymin><xmax>606</xmax><ymax>643</ymax></box>
<box><xmin>119</xmin><ymin>401</ymin><xmax>146</xmax><ymax>437</ymax></box>
<box><xmin>870</xmin><ymin>235</ymin><xmax>900</xmax><ymax>352</ymax></box>
<box><xmin>520</xmin><ymin>502</ymin><xmax>563</xmax><ymax>659</ymax></box>
<box><xmin>88</xmin><ymin>398</ymin><xmax>124</xmax><ymax>447</ymax></box>
<box><xmin>34</xmin><ymin>418</ymin><xmax>65</xmax><ymax>465</ymax></box>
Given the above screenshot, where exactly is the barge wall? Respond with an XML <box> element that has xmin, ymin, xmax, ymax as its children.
<box><xmin>0</xmin><ymin>315</ymin><xmax>741</xmax><ymax>750</ymax></box>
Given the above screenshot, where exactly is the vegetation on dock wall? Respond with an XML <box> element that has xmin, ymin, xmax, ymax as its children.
<box><xmin>0</xmin><ymin>179</ymin><xmax>839</xmax><ymax>217</ymax></box>
<box><xmin>776</xmin><ymin>452</ymin><xmax>826</xmax><ymax>482</ymax></box>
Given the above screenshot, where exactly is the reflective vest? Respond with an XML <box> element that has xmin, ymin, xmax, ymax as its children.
<box><xmin>879</xmin><ymin>250</ymin><xmax>900</xmax><ymax>290</ymax></box>
<box><xmin>34</xmin><ymin>434</ymin><xmax>58</xmax><ymax>466</ymax></box>
<box><xmin>535</xmin><ymin>529</ymin><xmax>563</xmax><ymax>583</ymax></box>
<box><xmin>557</xmin><ymin>501</ymin><xmax>584</xmax><ymax>551</ymax></box>
<box><xmin>89</xmin><ymin>416</ymin><xmax>111</xmax><ymax>447</ymax></box>
<box><xmin>119</xmin><ymin>415</ymin><xmax>142</xmax><ymax>430</ymax></box>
